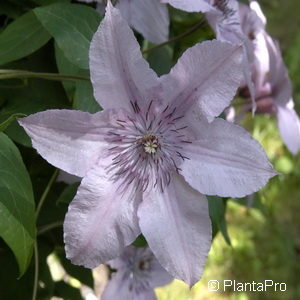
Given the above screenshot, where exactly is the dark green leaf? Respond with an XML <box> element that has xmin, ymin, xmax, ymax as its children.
<box><xmin>0</xmin><ymin>133</ymin><xmax>35</xmax><ymax>276</ymax></box>
<box><xmin>35</xmin><ymin>3</ymin><xmax>101</xmax><ymax>69</ymax></box>
<box><xmin>55</xmin><ymin>42</ymin><xmax>100</xmax><ymax>112</ymax></box>
<box><xmin>146</xmin><ymin>45</ymin><xmax>173</xmax><ymax>76</ymax></box>
<box><xmin>132</xmin><ymin>234</ymin><xmax>147</xmax><ymax>248</ymax></box>
<box><xmin>0</xmin><ymin>11</ymin><xmax>51</xmax><ymax>66</ymax></box>
<box><xmin>54</xmin><ymin>42</ymin><xmax>78</xmax><ymax>101</ymax></box>
<box><xmin>208</xmin><ymin>196</ymin><xmax>231</xmax><ymax>245</ymax></box>
<box><xmin>56</xmin><ymin>183</ymin><xmax>79</xmax><ymax>205</ymax></box>
<box><xmin>74</xmin><ymin>80</ymin><xmax>101</xmax><ymax>113</ymax></box>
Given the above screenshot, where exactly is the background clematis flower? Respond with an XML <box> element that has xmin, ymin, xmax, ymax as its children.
<box><xmin>19</xmin><ymin>3</ymin><xmax>276</xmax><ymax>286</ymax></box>
<box><xmin>78</xmin><ymin>0</ymin><xmax>169</xmax><ymax>44</ymax></box>
<box><xmin>237</xmin><ymin>1</ymin><xmax>300</xmax><ymax>155</ymax></box>
<box><xmin>102</xmin><ymin>246</ymin><xmax>173</xmax><ymax>300</ymax></box>
<box><xmin>163</xmin><ymin>0</ymin><xmax>256</xmax><ymax>111</ymax></box>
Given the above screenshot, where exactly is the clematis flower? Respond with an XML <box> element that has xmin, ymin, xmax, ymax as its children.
<box><xmin>19</xmin><ymin>3</ymin><xmax>276</xmax><ymax>286</ymax></box>
<box><xmin>102</xmin><ymin>246</ymin><xmax>173</xmax><ymax>300</ymax></box>
<box><xmin>78</xmin><ymin>0</ymin><xmax>169</xmax><ymax>44</ymax></box>
<box><xmin>237</xmin><ymin>1</ymin><xmax>300</xmax><ymax>155</ymax></box>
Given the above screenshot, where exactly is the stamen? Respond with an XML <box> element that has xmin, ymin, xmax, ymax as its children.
<box><xmin>107</xmin><ymin>100</ymin><xmax>192</xmax><ymax>192</ymax></box>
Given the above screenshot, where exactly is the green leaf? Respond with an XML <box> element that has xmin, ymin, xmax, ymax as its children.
<box><xmin>54</xmin><ymin>42</ymin><xmax>78</xmax><ymax>101</ymax></box>
<box><xmin>0</xmin><ymin>11</ymin><xmax>51</xmax><ymax>66</ymax></box>
<box><xmin>55</xmin><ymin>42</ymin><xmax>100</xmax><ymax>112</ymax></box>
<box><xmin>132</xmin><ymin>234</ymin><xmax>147</xmax><ymax>248</ymax></box>
<box><xmin>0</xmin><ymin>133</ymin><xmax>36</xmax><ymax>276</ymax></box>
<box><xmin>0</xmin><ymin>113</ymin><xmax>26</xmax><ymax>132</ymax></box>
<box><xmin>74</xmin><ymin>80</ymin><xmax>101</xmax><ymax>113</ymax></box>
<box><xmin>56</xmin><ymin>183</ymin><xmax>79</xmax><ymax>205</ymax></box>
<box><xmin>208</xmin><ymin>196</ymin><xmax>231</xmax><ymax>245</ymax></box>
<box><xmin>146</xmin><ymin>45</ymin><xmax>173</xmax><ymax>76</ymax></box>
<box><xmin>35</xmin><ymin>3</ymin><xmax>101</xmax><ymax>69</ymax></box>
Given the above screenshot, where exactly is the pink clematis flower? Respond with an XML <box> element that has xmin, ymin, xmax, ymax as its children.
<box><xmin>238</xmin><ymin>1</ymin><xmax>300</xmax><ymax>155</ymax></box>
<box><xmin>102</xmin><ymin>246</ymin><xmax>172</xmax><ymax>300</ymax></box>
<box><xmin>19</xmin><ymin>3</ymin><xmax>276</xmax><ymax>285</ymax></box>
<box><xmin>78</xmin><ymin>0</ymin><xmax>169</xmax><ymax>44</ymax></box>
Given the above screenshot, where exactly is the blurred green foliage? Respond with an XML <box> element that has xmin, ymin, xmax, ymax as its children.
<box><xmin>0</xmin><ymin>0</ymin><xmax>299</xmax><ymax>299</ymax></box>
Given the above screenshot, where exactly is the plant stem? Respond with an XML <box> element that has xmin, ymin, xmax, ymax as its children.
<box><xmin>37</xmin><ymin>221</ymin><xmax>64</xmax><ymax>236</ymax></box>
<box><xmin>32</xmin><ymin>169</ymin><xmax>59</xmax><ymax>299</ymax></box>
<box><xmin>32</xmin><ymin>242</ymin><xmax>39</xmax><ymax>300</ymax></box>
<box><xmin>142</xmin><ymin>19</ymin><xmax>206</xmax><ymax>54</ymax></box>
<box><xmin>0</xmin><ymin>69</ymin><xmax>89</xmax><ymax>82</ymax></box>
<box><xmin>35</xmin><ymin>169</ymin><xmax>59</xmax><ymax>219</ymax></box>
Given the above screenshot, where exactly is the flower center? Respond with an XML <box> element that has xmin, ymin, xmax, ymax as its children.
<box><xmin>138</xmin><ymin>259</ymin><xmax>150</xmax><ymax>271</ymax></box>
<box><xmin>106</xmin><ymin>100</ymin><xmax>191</xmax><ymax>192</ymax></box>
<box><xmin>140</xmin><ymin>135</ymin><xmax>159</xmax><ymax>154</ymax></box>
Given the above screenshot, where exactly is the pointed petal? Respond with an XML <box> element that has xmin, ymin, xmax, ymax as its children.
<box><xmin>89</xmin><ymin>2</ymin><xmax>159</xmax><ymax>111</ymax></box>
<box><xmin>133</xmin><ymin>290</ymin><xmax>156</xmax><ymax>300</ymax></box>
<box><xmin>148</xmin><ymin>257</ymin><xmax>173</xmax><ymax>288</ymax></box>
<box><xmin>135</xmin><ymin>247</ymin><xmax>173</xmax><ymax>288</ymax></box>
<box><xmin>162</xmin><ymin>0</ymin><xmax>213</xmax><ymax>12</ymax></box>
<box><xmin>117</xmin><ymin>0</ymin><xmax>169</xmax><ymax>44</ymax></box>
<box><xmin>101</xmin><ymin>271</ymin><xmax>133</xmax><ymax>300</ymax></box>
<box><xmin>102</xmin><ymin>272</ymin><xmax>157</xmax><ymax>300</ymax></box>
<box><xmin>265</xmin><ymin>34</ymin><xmax>292</xmax><ymax>106</ymax></box>
<box><xmin>181</xmin><ymin>118</ymin><xmax>276</xmax><ymax>198</ymax></box>
<box><xmin>206</xmin><ymin>1</ymin><xmax>257</xmax><ymax>112</ymax></box>
<box><xmin>159</xmin><ymin>40</ymin><xmax>243</xmax><ymax>121</ymax></box>
<box><xmin>64</xmin><ymin>162</ymin><xmax>141</xmax><ymax>268</ymax></box>
<box><xmin>18</xmin><ymin>109</ymin><xmax>108</xmax><ymax>177</ymax></box>
<box><xmin>277</xmin><ymin>102</ymin><xmax>300</xmax><ymax>155</ymax></box>
<box><xmin>138</xmin><ymin>174</ymin><xmax>211</xmax><ymax>286</ymax></box>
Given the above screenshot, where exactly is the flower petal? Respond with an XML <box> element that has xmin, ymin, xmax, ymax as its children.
<box><xmin>159</xmin><ymin>40</ymin><xmax>243</xmax><ymax>121</ymax></box>
<box><xmin>277</xmin><ymin>102</ymin><xmax>300</xmax><ymax>155</ymax></box>
<box><xmin>89</xmin><ymin>2</ymin><xmax>159</xmax><ymax>111</ymax></box>
<box><xmin>102</xmin><ymin>271</ymin><xmax>157</xmax><ymax>300</ymax></box>
<box><xmin>138</xmin><ymin>174</ymin><xmax>211</xmax><ymax>286</ymax></box>
<box><xmin>265</xmin><ymin>34</ymin><xmax>292</xmax><ymax>106</ymax></box>
<box><xmin>117</xmin><ymin>0</ymin><xmax>169</xmax><ymax>44</ymax></box>
<box><xmin>137</xmin><ymin>247</ymin><xmax>173</xmax><ymax>288</ymax></box>
<box><xmin>18</xmin><ymin>109</ymin><xmax>108</xmax><ymax>177</ymax></box>
<box><xmin>101</xmin><ymin>271</ymin><xmax>136</xmax><ymax>300</ymax></box>
<box><xmin>206</xmin><ymin>1</ymin><xmax>257</xmax><ymax>112</ymax></box>
<box><xmin>181</xmin><ymin>118</ymin><xmax>277</xmax><ymax>198</ymax></box>
<box><xmin>162</xmin><ymin>0</ymin><xmax>213</xmax><ymax>12</ymax></box>
<box><xmin>64</xmin><ymin>161</ymin><xmax>141</xmax><ymax>268</ymax></box>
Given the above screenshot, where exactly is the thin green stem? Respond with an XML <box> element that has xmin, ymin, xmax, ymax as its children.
<box><xmin>142</xmin><ymin>19</ymin><xmax>206</xmax><ymax>54</ymax></box>
<box><xmin>32</xmin><ymin>242</ymin><xmax>39</xmax><ymax>300</ymax></box>
<box><xmin>37</xmin><ymin>221</ymin><xmax>63</xmax><ymax>236</ymax></box>
<box><xmin>32</xmin><ymin>170</ymin><xmax>59</xmax><ymax>299</ymax></box>
<box><xmin>35</xmin><ymin>169</ymin><xmax>59</xmax><ymax>219</ymax></box>
<box><xmin>0</xmin><ymin>69</ymin><xmax>89</xmax><ymax>82</ymax></box>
